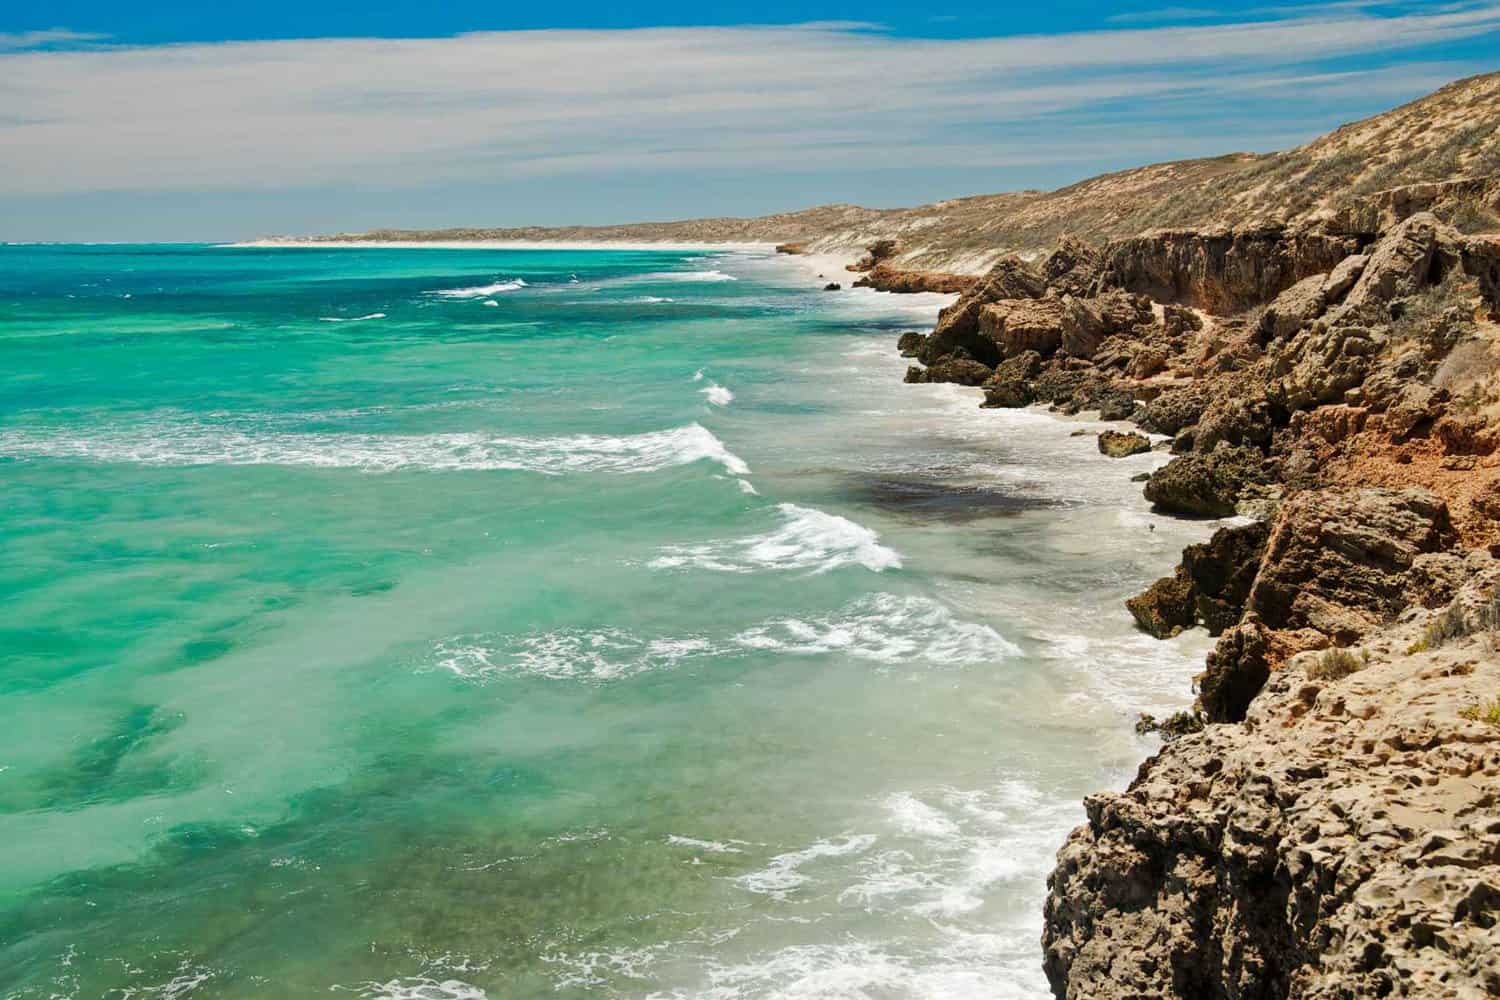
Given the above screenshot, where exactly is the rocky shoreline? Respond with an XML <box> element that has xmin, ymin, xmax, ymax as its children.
<box><xmin>883</xmin><ymin>198</ymin><xmax>1500</xmax><ymax>997</ymax></box>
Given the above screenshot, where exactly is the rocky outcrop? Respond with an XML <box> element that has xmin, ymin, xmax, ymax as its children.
<box><xmin>981</xmin><ymin>350</ymin><xmax>1043</xmax><ymax>408</ymax></box>
<box><xmin>852</xmin><ymin>264</ymin><xmax>978</xmax><ymax>294</ymax></box>
<box><xmin>847</xmin><ymin>238</ymin><xmax>900</xmax><ymax>272</ymax></box>
<box><xmin>1045</xmin><ymin>566</ymin><xmax>1500</xmax><ymax>1000</ymax></box>
<box><xmin>920</xmin><ymin>257</ymin><xmax>1047</xmax><ymax>365</ymax></box>
<box><xmin>1095</xmin><ymin>224</ymin><xmax>1362</xmax><ymax>314</ymax></box>
<box><xmin>1098</xmin><ymin>429</ymin><xmax>1151</xmax><ymax>458</ymax></box>
<box><xmin>1341</xmin><ymin>212</ymin><xmax>1451</xmax><ymax>314</ymax></box>
<box><xmin>1129</xmin><ymin>520</ymin><xmax>1271</xmax><ymax>641</ymax></box>
<box><xmin>1143</xmin><ymin>444</ymin><xmax>1273</xmax><ymax>517</ymax></box>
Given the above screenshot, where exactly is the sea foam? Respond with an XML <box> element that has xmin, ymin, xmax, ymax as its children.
<box><xmin>650</xmin><ymin>504</ymin><xmax>899</xmax><ymax>575</ymax></box>
<box><xmin>0</xmin><ymin>421</ymin><xmax>749</xmax><ymax>477</ymax></box>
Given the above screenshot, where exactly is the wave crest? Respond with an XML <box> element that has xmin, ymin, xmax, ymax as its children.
<box><xmin>427</xmin><ymin>278</ymin><xmax>526</xmax><ymax>298</ymax></box>
<box><xmin>0</xmin><ymin>421</ymin><xmax>750</xmax><ymax>477</ymax></box>
<box><xmin>650</xmin><ymin>504</ymin><xmax>899</xmax><ymax>576</ymax></box>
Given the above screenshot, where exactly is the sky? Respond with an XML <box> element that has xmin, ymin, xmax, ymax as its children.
<box><xmin>2</xmin><ymin>1</ymin><xmax>1498</xmax><ymax>241</ymax></box>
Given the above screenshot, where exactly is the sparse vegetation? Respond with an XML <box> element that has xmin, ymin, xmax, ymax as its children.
<box><xmin>1308</xmin><ymin>647</ymin><xmax>1364</xmax><ymax>681</ymax></box>
<box><xmin>1134</xmin><ymin>710</ymin><xmax>1205</xmax><ymax>741</ymax></box>
<box><xmin>1459</xmin><ymin>694</ymin><xmax>1500</xmax><ymax>726</ymax></box>
<box><xmin>1407</xmin><ymin>590</ymin><xmax>1500</xmax><ymax>654</ymax></box>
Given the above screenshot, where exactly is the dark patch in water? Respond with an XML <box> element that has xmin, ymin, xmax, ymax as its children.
<box><xmin>847</xmin><ymin>473</ymin><xmax>1065</xmax><ymax>522</ymax></box>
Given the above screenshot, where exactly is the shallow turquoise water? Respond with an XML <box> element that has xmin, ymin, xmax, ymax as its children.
<box><xmin>0</xmin><ymin>245</ymin><xmax>1216</xmax><ymax>998</ymax></box>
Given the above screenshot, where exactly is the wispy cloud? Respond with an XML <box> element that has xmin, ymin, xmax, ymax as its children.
<box><xmin>0</xmin><ymin>28</ymin><xmax>107</xmax><ymax>51</ymax></box>
<box><xmin>0</xmin><ymin>9</ymin><xmax>1495</xmax><ymax>198</ymax></box>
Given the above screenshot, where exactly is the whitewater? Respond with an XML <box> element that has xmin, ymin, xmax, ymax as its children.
<box><xmin>0</xmin><ymin>243</ymin><xmax>1218</xmax><ymax>999</ymax></box>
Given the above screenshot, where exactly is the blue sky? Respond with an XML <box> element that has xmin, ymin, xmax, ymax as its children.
<box><xmin>2</xmin><ymin>2</ymin><xmax>1498</xmax><ymax>240</ymax></box>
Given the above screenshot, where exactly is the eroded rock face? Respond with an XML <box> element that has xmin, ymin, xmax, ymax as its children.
<box><xmin>1125</xmin><ymin>573</ymin><xmax>1195</xmax><ymax>637</ymax></box>
<box><xmin>979</xmin><ymin>298</ymin><xmax>1067</xmax><ymax>359</ymax></box>
<box><xmin>981</xmin><ymin>350</ymin><xmax>1043</xmax><ymax>408</ymax></box>
<box><xmin>1043</xmin><ymin>236</ymin><xmax>1104</xmax><ymax>299</ymax></box>
<box><xmin>1138</xmin><ymin>381</ymin><xmax>1215</xmax><ymax>436</ymax></box>
<box><xmin>1267</xmin><ymin>323</ymin><xmax>1383</xmax><ymax>412</ymax></box>
<box><xmin>1045</xmin><ymin>573</ymin><xmax>1500</xmax><ymax>1000</ymax></box>
<box><xmin>1259</xmin><ymin>273</ymin><xmax>1330</xmax><ymax>341</ymax></box>
<box><xmin>852</xmin><ymin>264</ymin><xmax>978</xmax><ymax>294</ymax></box>
<box><xmin>1096</xmin><ymin>224</ymin><xmax>1361</xmax><ymax>314</ymax></box>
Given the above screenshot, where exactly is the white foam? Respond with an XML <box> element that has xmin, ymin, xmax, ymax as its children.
<box><xmin>639</xmin><ymin>269</ymin><xmax>735</xmax><ymax>283</ymax></box>
<box><xmin>331</xmin><ymin>977</ymin><xmax>486</xmax><ymax>1000</ymax></box>
<box><xmin>700</xmin><ymin>383</ymin><xmax>734</xmax><ymax>407</ymax></box>
<box><xmin>318</xmin><ymin>312</ymin><xmax>386</xmax><ymax>323</ymax></box>
<box><xmin>733</xmin><ymin>835</ymin><xmax>877</xmax><ymax>899</ymax></box>
<box><xmin>427</xmin><ymin>278</ymin><xmax>526</xmax><ymax>298</ymax></box>
<box><xmin>433</xmin><ymin>628</ymin><xmax>715</xmax><ymax>682</ymax></box>
<box><xmin>732</xmin><ymin>594</ymin><xmax>1018</xmax><ymax>665</ymax></box>
<box><xmin>650</xmin><ymin>504</ymin><xmax>899</xmax><ymax>576</ymax></box>
<box><xmin>666</xmin><ymin>834</ymin><xmax>746</xmax><ymax>854</ymax></box>
<box><xmin>0</xmin><ymin>421</ymin><xmax>749</xmax><ymax>478</ymax></box>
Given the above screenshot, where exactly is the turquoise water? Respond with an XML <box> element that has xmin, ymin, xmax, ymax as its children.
<box><xmin>0</xmin><ymin>245</ymin><xmax>1215</xmax><ymax>999</ymax></box>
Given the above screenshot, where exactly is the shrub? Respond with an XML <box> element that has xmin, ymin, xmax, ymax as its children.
<box><xmin>1308</xmin><ymin>647</ymin><xmax>1363</xmax><ymax>681</ymax></box>
<box><xmin>1459</xmin><ymin>695</ymin><xmax>1500</xmax><ymax>726</ymax></box>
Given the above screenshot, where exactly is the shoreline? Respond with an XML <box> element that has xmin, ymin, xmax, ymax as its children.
<box><xmin>226</xmin><ymin>238</ymin><xmax>781</xmax><ymax>252</ymax></box>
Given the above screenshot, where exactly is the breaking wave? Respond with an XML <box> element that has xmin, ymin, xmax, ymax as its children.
<box><xmin>650</xmin><ymin>504</ymin><xmax>900</xmax><ymax>575</ymax></box>
<box><xmin>732</xmin><ymin>593</ymin><xmax>1019</xmax><ymax>664</ymax></box>
<box><xmin>0</xmin><ymin>421</ymin><xmax>750</xmax><ymax>477</ymax></box>
<box><xmin>427</xmin><ymin>279</ymin><xmax>527</xmax><ymax>298</ymax></box>
<box><xmin>700</xmin><ymin>382</ymin><xmax>734</xmax><ymax>407</ymax></box>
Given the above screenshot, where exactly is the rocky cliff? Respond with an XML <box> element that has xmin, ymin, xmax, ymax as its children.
<box><xmin>891</xmin><ymin>161</ymin><xmax>1500</xmax><ymax>995</ymax></box>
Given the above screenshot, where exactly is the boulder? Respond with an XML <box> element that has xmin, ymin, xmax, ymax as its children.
<box><xmin>1258</xmin><ymin>272</ymin><xmax>1329</xmax><ymax>340</ymax></box>
<box><xmin>1097</xmin><ymin>429</ymin><xmax>1151</xmax><ymax>458</ymax></box>
<box><xmin>1125</xmin><ymin>574</ymin><xmax>1195</xmax><ymax>637</ymax></box>
<box><xmin>977</xmin><ymin>298</ymin><xmax>1066</xmax><ymax>358</ymax></box>
<box><xmin>896</xmin><ymin>331</ymin><xmax>926</xmax><ymax>357</ymax></box>
<box><xmin>1198</xmin><ymin>613</ymin><xmax>1272</xmax><ymax>721</ymax></box>
<box><xmin>1381</xmin><ymin>382</ymin><xmax>1448</xmax><ymax>441</ymax></box>
<box><xmin>1194</xmin><ymin>385</ymin><xmax>1275</xmax><ymax>452</ymax></box>
<box><xmin>1320</xmin><ymin>252</ymin><xmax>1367</xmax><ymax>301</ymax></box>
<box><xmin>1143</xmin><ymin>443</ymin><xmax>1272</xmax><ymax>517</ymax></box>
<box><xmin>1181</xmin><ymin>520</ymin><xmax>1271</xmax><ymax>635</ymax></box>
<box><xmin>1341</xmin><ymin>212</ymin><xmax>1452</xmax><ymax>313</ymax></box>
<box><xmin>1059</xmin><ymin>290</ymin><xmax>1154</xmax><ymax>359</ymax></box>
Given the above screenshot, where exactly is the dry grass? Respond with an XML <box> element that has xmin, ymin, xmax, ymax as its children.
<box><xmin>1459</xmin><ymin>695</ymin><xmax>1500</xmax><ymax>726</ymax></box>
<box><xmin>1308</xmin><ymin>647</ymin><xmax>1367</xmax><ymax>680</ymax></box>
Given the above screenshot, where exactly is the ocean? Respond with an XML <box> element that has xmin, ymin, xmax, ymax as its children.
<box><xmin>0</xmin><ymin>244</ymin><xmax>1216</xmax><ymax>998</ymax></box>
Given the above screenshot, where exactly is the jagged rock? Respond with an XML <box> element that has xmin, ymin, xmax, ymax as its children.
<box><xmin>1342</xmin><ymin>212</ymin><xmax>1453</xmax><ymax>313</ymax></box>
<box><xmin>1436</xmin><ymin>413</ymin><xmax>1500</xmax><ymax>456</ymax></box>
<box><xmin>1183</xmin><ymin>520</ymin><xmax>1271</xmax><ymax>635</ymax></box>
<box><xmin>1097</xmin><ymin>429</ymin><xmax>1151</xmax><ymax>458</ymax></box>
<box><xmin>1137</xmin><ymin>381</ymin><xmax>1214</xmax><ymax>435</ymax></box>
<box><xmin>1059</xmin><ymin>290</ymin><xmax>1154</xmax><ymax>359</ymax></box>
<box><xmin>1245</xmin><ymin>486</ymin><xmax>1456</xmax><ymax>644</ymax></box>
<box><xmin>1382</xmin><ymin>382</ymin><xmax>1448</xmax><ymax>441</ymax></box>
<box><xmin>822</xmin><ymin>282</ymin><xmax>841</xmax><ymax>291</ymax></box>
<box><xmin>1259</xmin><ymin>272</ymin><xmax>1330</xmax><ymax>340</ymax></box>
<box><xmin>1161</xmin><ymin>303</ymin><xmax>1203</xmax><ymax>341</ymax></box>
<box><xmin>1125</xmin><ymin>573</ymin><xmax>1195</xmax><ymax>637</ymax></box>
<box><xmin>1032</xmin><ymin>367</ymin><xmax>1091</xmax><ymax>409</ymax></box>
<box><xmin>980</xmin><ymin>350</ymin><xmax>1042</xmax><ymax>408</ymax></box>
<box><xmin>1096</xmin><ymin>224</ymin><xmax>1361</xmax><ymax>313</ymax></box>
<box><xmin>1194</xmin><ymin>385</ymin><xmax>1275</xmax><ymax>451</ymax></box>
<box><xmin>1127</xmin><ymin>346</ymin><xmax>1168</xmax><ymax>378</ymax></box>
<box><xmin>1199</xmin><ymin>613</ymin><xmax>1273</xmax><ymax>721</ymax></box>
<box><xmin>903</xmin><ymin>365</ymin><xmax>928</xmax><ymax>384</ymax></box>
<box><xmin>922</xmin><ymin>357</ymin><xmax>993</xmax><ymax>386</ymax></box>
<box><xmin>1321</xmin><ymin>252</ymin><xmax>1367</xmax><ymax>301</ymax></box>
<box><xmin>921</xmin><ymin>256</ymin><xmax>1046</xmax><ymax>365</ymax></box>
<box><xmin>1359</xmin><ymin>349</ymin><xmax>1426</xmax><ymax>411</ymax></box>
<box><xmin>896</xmin><ymin>331</ymin><xmax>926</xmax><ymax>357</ymax></box>
<box><xmin>1144</xmin><ymin>443</ymin><xmax>1271</xmax><ymax>517</ymax></box>
<box><xmin>1267</xmin><ymin>322</ymin><xmax>1383</xmax><ymax>411</ymax></box>
<box><xmin>1042</xmin><ymin>236</ymin><xmax>1103</xmax><ymax>298</ymax></box>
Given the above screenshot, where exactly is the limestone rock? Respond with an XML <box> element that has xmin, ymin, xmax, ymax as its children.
<box><xmin>896</xmin><ymin>331</ymin><xmax>926</xmax><ymax>357</ymax></box>
<box><xmin>1267</xmin><ymin>322</ymin><xmax>1383</xmax><ymax>412</ymax></box>
<box><xmin>922</xmin><ymin>357</ymin><xmax>993</xmax><ymax>386</ymax></box>
<box><xmin>980</xmin><ymin>350</ymin><xmax>1042</xmax><ymax>408</ymax></box>
<box><xmin>921</xmin><ymin>256</ymin><xmax>1046</xmax><ymax>365</ymax></box>
<box><xmin>1321</xmin><ymin>252</ymin><xmax>1367</xmax><ymax>301</ymax></box>
<box><xmin>1342</xmin><ymin>212</ymin><xmax>1451</xmax><ymax>313</ymax></box>
<box><xmin>1137</xmin><ymin>380</ymin><xmax>1214</xmax><ymax>435</ymax></box>
<box><xmin>978</xmin><ymin>298</ymin><xmax>1066</xmax><ymax>358</ymax></box>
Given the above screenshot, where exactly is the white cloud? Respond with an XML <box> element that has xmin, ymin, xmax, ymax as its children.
<box><xmin>0</xmin><ymin>10</ymin><xmax>1496</xmax><ymax>196</ymax></box>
